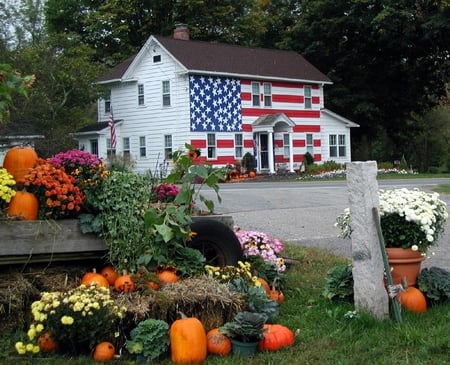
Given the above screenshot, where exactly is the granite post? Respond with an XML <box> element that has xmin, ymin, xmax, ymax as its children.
<box><xmin>347</xmin><ymin>161</ymin><xmax>389</xmax><ymax>319</ymax></box>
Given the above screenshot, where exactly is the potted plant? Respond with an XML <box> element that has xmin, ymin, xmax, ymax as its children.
<box><xmin>335</xmin><ymin>187</ymin><xmax>448</xmax><ymax>285</ymax></box>
<box><xmin>219</xmin><ymin>311</ymin><xmax>266</xmax><ymax>355</ymax></box>
<box><xmin>125</xmin><ymin>318</ymin><xmax>170</xmax><ymax>363</ymax></box>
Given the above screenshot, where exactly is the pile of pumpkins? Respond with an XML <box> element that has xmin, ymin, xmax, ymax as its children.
<box><xmin>2</xmin><ymin>146</ymin><xmax>40</xmax><ymax>220</ymax></box>
<box><xmin>79</xmin><ymin>265</ymin><xmax>295</xmax><ymax>363</ymax></box>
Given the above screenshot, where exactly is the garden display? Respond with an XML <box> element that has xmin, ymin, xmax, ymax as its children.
<box><xmin>1</xmin><ymin>144</ymin><xmax>296</xmax><ymax>362</ymax></box>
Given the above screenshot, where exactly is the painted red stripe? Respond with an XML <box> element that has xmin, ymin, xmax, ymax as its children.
<box><xmin>293</xmin><ymin>140</ymin><xmax>305</xmax><ymax>147</ymax></box>
<box><xmin>293</xmin><ymin>125</ymin><xmax>321</xmax><ymax>133</ymax></box>
<box><xmin>272</xmin><ymin>94</ymin><xmax>303</xmax><ymax>103</ymax></box>
<box><xmin>243</xmin><ymin>108</ymin><xmax>320</xmax><ymax>118</ymax></box>
<box><xmin>312</xmin><ymin>96</ymin><xmax>320</xmax><ymax>104</ymax></box>
<box><xmin>242</xmin><ymin>124</ymin><xmax>252</xmax><ymax>132</ymax></box>
<box><xmin>243</xmin><ymin>140</ymin><xmax>254</xmax><ymax>148</ymax></box>
<box><xmin>217</xmin><ymin>140</ymin><xmax>234</xmax><ymax>148</ymax></box>
<box><xmin>313</xmin><ymin>140</ymin><xmax>321</xmax><ymax>147</ymax></box>
<box><xmin>271</xmin><ymin>81</ymin><xmax>302</xmax><ymax>88</ymax></box>
<box><xmin>190</xmin><ymin>139</ymin><xmax>206</xmax><ymax>148</ymax></box>
<box><xmin>241</xmin><ymin>92</ymin><xmax>251</xmax><ymax>101</ymax></box>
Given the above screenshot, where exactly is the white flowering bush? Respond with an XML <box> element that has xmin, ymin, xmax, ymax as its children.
<box><xmin>336</xmin><ymin>188</ymin><xmax>448</xmax><ymax>253</ymax></box>
<box><xmin>16</xmin><ymin>284</ymin><xmax>127</xmax><ymax>355</ymax></box>
<box><xmin>0</xmin><ymin>167</ymin><xmax>16</xmax><ymax>206</ymax></box>
<box><xmin>234</xmin><ymin>227</ymin><xmax>286</xmax><ymax>272</ymax></box>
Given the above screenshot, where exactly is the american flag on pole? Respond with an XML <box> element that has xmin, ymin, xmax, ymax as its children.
<box><xmin>108</xmin><ymin>108</ymin><xmax>117</xmax><ymax>148</ymax></box>
<box><xmin>189</xmin><ymin>75</ymin><xmax>242</xmax><ymax>132</ymax></box>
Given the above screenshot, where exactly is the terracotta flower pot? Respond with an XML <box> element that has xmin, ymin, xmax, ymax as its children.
<box><xmin>386</xmin><ymin>247</ymin><xmax>425</xmax><ymax>287</ymax></box>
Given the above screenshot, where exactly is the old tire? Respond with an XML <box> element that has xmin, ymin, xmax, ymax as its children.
<box><xmin>189</xmin><ymin>219</ymin><xmax>243</xmax><ymax>267</ymax></box>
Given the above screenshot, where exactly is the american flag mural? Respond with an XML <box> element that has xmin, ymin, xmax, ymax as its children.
<box><xmin>189</xmin><ymin>75</ymin><xmax>242</xmax><ymax>132</ymax></box>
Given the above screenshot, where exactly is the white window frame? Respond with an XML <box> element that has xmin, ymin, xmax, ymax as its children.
<box><xmin>306</xmin><ymin>133</ymin><xmax>314</xmax><ymax>155</ymax></box>
<box><xmin>264</xmin><ymin>83</ymin><xmax>272</xmax><ymax>107</ymax></box>
<box><xmin>104</xmin><ymin>90</ymin><xmax>111</xmax><ymax>114</ymax></box>
<box><xmin>283</xmin><ymin>134</ymin><xmax>290</xmax><ymax>158</ymax></box>
<box><xmin>162</xmin><ymin>80</ymin><xmax>170</xmax><ymax>106</ymax></box>
<box><xmin>139</xmin><ymin>136</ymin><xmax>146</xmax><ymax>157</ymax></box>
<box><xmin>338</xmin><ymin>134</ymin><xmax>346</xmax><ymax>157</ymax></box>
<box><xmin>164</xmin><ymin>134</ymin><xmax>173</xmax><ymax>160</ymax></box>
<box><xmin>304</xmin><ymin>85</ymin><xmax>312</xmax><ymax>109</ymax></box>
<box><xmin>123</xmin><ymin>137</ymin><xmax>130</xmax><ymax>158</ymax></box>
<box><xmin>329</xmin><ymin>134</ymin><xmax>337</xmax><ymax>158</ymax></box>
<box><xmin>207</xmin><ymin>133</ymin><xmax>216</xmax><ymax>159</ymax></box>
<box><xmin>235</xmin><ymin>133</ymin><xmax>243</xmax><ymax>158</ymax></box>
<box><xmin>106</xmin><ymin>138</ymin><xmax>116</xmax><ymax>157</ymax></box>
<box><xmin>138</xmin><ymin>84</ymin><xmax>145</xmax><ymax>105</ymax></box>
<box><xmin>251</xmin><ymin>82</ymin><xmax>260</xmax><ymax>106</ymax></box>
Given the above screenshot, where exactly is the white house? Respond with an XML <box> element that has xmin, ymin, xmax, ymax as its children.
<box><xmin>74</xmin><ymin>24</ymin><xmax>358</xmax><ymax>174</ymax></box>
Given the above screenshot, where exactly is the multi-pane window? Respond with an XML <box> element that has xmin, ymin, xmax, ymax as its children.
<box><xmin>251</xmin><ymin>82</ymin><xmax>260</xmax><ymax>106</ymax></box>
<box><xmin>235</xmin><ymin>134</ymin><xmax>243</xmax><ymax>158</ymax></box>
<box><xmin>162</xmin><ymin>80</ymin><xmax>170</xmax><ymax>106</ymax></box>
<box><xmin>264</xmin><ymin>83</ymin><xmax>272</xmax><ymax>106</ymax></box>
<box><xmin>90</xmin><ymin>139</ymin><xmax>98</xmax><ymax>155</ymax></box>
<box><xmin>164</xmin><ymin>134</ymin><xmax>173</xmax><ymax>160</ymax></box>
<box><xmin>207</xmin><ymin>133</ymin><xmax>216</xmax><ymax>159</ymax></box>
<box><xmin>306</xmin><ymin>133</ymin><xmax>314</xmax><ymax>155</ymax></box>
<box><xmin>138</xmin><ymin>84</ymin><xmax>145</xmax><ymax>105</ymax></box>
<box><xmin>304</xmin><ymin>86</ymin><xmax>312</xmax><ymax>109</ymax></box>
<box><xmin>123</xmin><ymin>137</ymin><xmax>130</xmax><ymax>158</ymax></box>
<box><xmin>104</xmin><ymin>90</ymin><xmax>111</xmax><ymax>114</ymax></box>
<box><xmin>338</xmin><ymin>134</ymin><xmax>346</xmax><ymax>157</ymax></box>
<box><xmin>107</xmin><ymin>138</ymin><xmax>116</xmax><ymax>157</ymax></box>
<box><xmin>139</xmin><ymin>136</ymin><xmax>146</xmax><ymax>157</ymax></box>
<box><xmin>329</xmin><ymin>134</ymin><xmax>346</xmax><ymax>157</ymax></box>
<box><xmin>283</xmin><ymin>134</ymin><xmax>290</xmax><ymax>157</ymax></box>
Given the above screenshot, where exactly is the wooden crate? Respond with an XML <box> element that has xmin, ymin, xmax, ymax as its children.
<box><xmin>0</xmin><ymin>220</ymin><xmax>107</xmax><ymax>265</ymax></box>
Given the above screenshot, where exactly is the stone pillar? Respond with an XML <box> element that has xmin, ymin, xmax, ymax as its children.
<box><xmin>347</xmin><ymin>161</ymin><xmax>389</xmax><ymax>319</ymax></box>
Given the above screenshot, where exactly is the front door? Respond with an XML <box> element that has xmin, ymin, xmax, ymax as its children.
<box><xmin>259</xmin><ymin>133</ymin><xmax>269</xmax><ymax>169</ymax></box>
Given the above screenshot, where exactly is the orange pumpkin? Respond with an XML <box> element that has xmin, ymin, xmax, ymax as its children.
<box><xmin>400</xmin><ymin>286</ymin><xmax>427</xmax><ymax>313</ymax></box>
<box><xmin>157</xmin><ymin>266</ymin><xmax>179</xmax><ymax>284</ymax></box>
<box><xmin>93</xmin><ymin>341</ymin><xmax>115</xmax><ymax>362</ymax></box>
<box><xmin>147</xmin><ymin>281</ymin><xmax>161</xmax><ymax>290</ymax></box>
<box><xmin>7</xmin><ymin>190</ymin><xmax>39</xmax><ymax>220</ymax></box>
<box><xmin>114</xmin><ymin>270</ymin><xmax>135</xmax><ymax>292</ymax></box>
<box><xmin>81</xmin><ymin>268</ymin><xmax>109</xmax><ymax>288</ymax></box>
<box><xmin>37</xmin><ymin>332</ymin><xmax>58</xmax><ymax>353</ymax></box>
<box><xmin>258</xmin><ymin>324</ymin><xmax>295</xmax><ymax>351</ymax></box>
<box><xmin>100</xmin><ymin>266</ymin><xmax>119</xmax><ymax>286</ymax></box>
<box><xmin>170</xmin><ymin>312</ymin><xmax>207</xmax><ymax>364</ymax></box>
<box><xmin>248</xmin><ymin>171</ymin><xmax>256</xmax><ymax>178</ymax></box>
<box><xmin>258</xmin><ymin>277</ymin><xmax>271</xmax><ymax>295</ymax></box>
<box><xmin>2</xmin><ymin>146</ymin><xmax>38</xmax><ymax>184</ymax></box>
<box><xmin>206</xmin><ymin>328</ymin><xmax>231</xmax><ymax>356</ymax></box>
<box><xmin>269</xmin><ymin>289</ymin><xmax>285</xmax><ymax>305</ymax></box>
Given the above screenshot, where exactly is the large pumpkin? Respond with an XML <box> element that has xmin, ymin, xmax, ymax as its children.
<box><xmin>258</xmin><ymin>324</ymin><xmax>295</xmax><ymax>352</ymax></box>
<box><xmin>100</xmin><ymin>266</ymin><xmax>119</xmax><ymax>286</ymax></box>
<box><xmin>92</xmin><ymin>341</ymin><xmax>115</xmax><ymax>362</ymax></box>
<box><xmin>37</xmin><ymin>332</ymin><xmax>58</xmax><ymax>353</ymax></box>
<box><xmin>206</xmin><ymin>328</ymin><xmax>231</xmax><ymax>356</ymax></box>
<box><xmin>81</xmin><ymin>269</ymin><xmax>110</xmax><ymax>288</ymax></box>
<box><xmin>7</xmin><ymin>190</ymin><xmax>39</xmax><ymax>220</ymax></box>
<box><xmin>2</xmin><ymin>146</ymin><xmax>38</xmax><ymax>184</ymax></box>
<box><xmin>170</xmin><ymin>313</ymin><xmax>207</xmax><ymax>364</ymax></box>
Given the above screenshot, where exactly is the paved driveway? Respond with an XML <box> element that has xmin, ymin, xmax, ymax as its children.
<box><xmin>203</xmin><ymin>178</ymin><xmax>450</xmax><ymax>269</ymax></box>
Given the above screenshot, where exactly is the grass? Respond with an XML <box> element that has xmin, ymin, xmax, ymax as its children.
<box><xmin>2</xmin><ymin>243</ymin><xmax>450</xmax><ymax>365</ymax></box>
<box><xmin>432</xmin><ymin>184</ymin><xmax>450</xmax><ymax>194</ymax></box>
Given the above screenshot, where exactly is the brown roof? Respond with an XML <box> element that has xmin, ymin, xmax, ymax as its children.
<box><xmin>98</xmin><ymin>36</ymin><xmax>332</xmax><ymax>84</ymax></box>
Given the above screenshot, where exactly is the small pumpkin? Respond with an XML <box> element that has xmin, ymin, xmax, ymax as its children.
<box><xmin>269</xmin><ymin>289</ymin><xmax>285</xmax><ymax>305</ymax></box>
<box><xmin>7</xmin><ymin>190</ymin><xmax>39</xmax><ymax>220</ymax></box>
<box><xmin>37</xmin><ymin>332</ymin><xmax>58</xmax><ymax>353</ymax></box>
<box><xmin>248</xmin><ymin>171</ymin><xmax>256</xmax><ymax>178</ymax></box>
<box><xmin>399</xmin><ymin>277</ymin><xmax>427</xmax><ymax>313</ymax></box>
<box><xmin>114</xmin><ymin>270</ymin><xmax>135</xmax><ymax>292</ymax></box>
<box><xmin>258</xmin><ymin>324</ymin><xmax>295</xmax><ymax>351</ymax></box>
<box><xmin>147</xmin><ymin>281</ymin><xmax>161</xmax><ymax>290</ymax></box>
<box><xmin>93</xmin><ymin>341</ymin><xmax>115</xmax><ymax>362</ymax></box>
<box><xmin>206</xmin><ymin>328</ymin><xmax>231</xmax><ymax>356</ymax></box>
<box><xmin>157</xmin><ymin>266</ymin><xmax>179</xmax><ymax>284</ymax></box>
<box><xmin>100</xmin><ymin>266</ymin><xmax>119</xmax><ymax>286</ymax></box>
<box><xmin>81</xmin><ymin>268</ymin><xmax>109</xmax><ymax>288</ymax></box>
<box><xmin>2</xmin><ymin>146</ymin><xmax>38</xmax><ymax>184</ymax></box>
<box><xmin>170</xmin><ymin>312</ymin><xmax>207</xmax><ymax>364</ymax></box>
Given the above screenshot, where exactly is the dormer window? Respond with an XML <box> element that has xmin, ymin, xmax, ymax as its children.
<box><xmin>153</xmin><ymin>55</ymin><xmax>161</xmax><ymax>63</ymax></box>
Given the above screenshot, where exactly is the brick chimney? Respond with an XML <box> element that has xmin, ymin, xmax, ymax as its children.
<box><xmin>173</xmin><ymin>24</ymin><xmax>189</xmax><ymax>40</ymax></box>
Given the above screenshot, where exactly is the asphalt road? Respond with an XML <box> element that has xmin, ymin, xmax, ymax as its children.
<box><xmin>202</xmin><ymin>178</ymin><xmax>450</xmax><ymax>269</ymax></box>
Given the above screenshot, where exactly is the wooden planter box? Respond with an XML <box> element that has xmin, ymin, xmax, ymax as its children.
<box><xmin>0</xmin><ymin>215</ymin><xmax>234</xmax><ymax>266</ymax></box>
<box><xmin>0</xmin><ymin>220</ymin><xmax>106</xmax><ymax>265</ymax></box>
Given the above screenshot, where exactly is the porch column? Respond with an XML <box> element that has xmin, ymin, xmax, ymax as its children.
<box><xmin>268</xmin><ymin>130</ymin><xmax>275</xmax><ymax>174</ymax></box>
<box><xmin>288</xmin><ymin>132</ymin><xmax>294</xmax><ymax>173</ymax></box>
